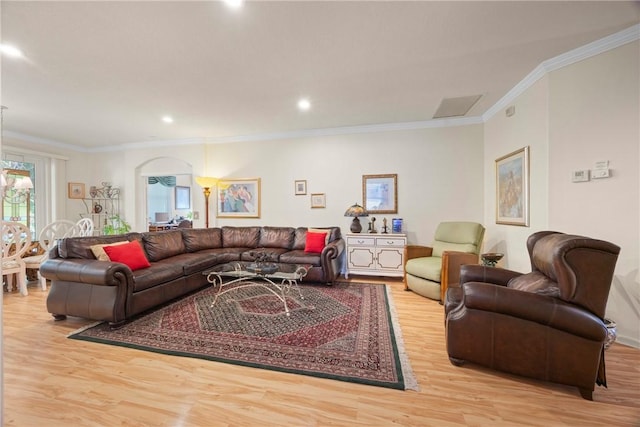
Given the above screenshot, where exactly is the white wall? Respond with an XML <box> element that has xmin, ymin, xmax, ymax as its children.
<box><xmin>548</xmin><ymin>42</ymin><xmax>639</xmax><ymax>347</ymax></box>
<box><xmin>484</xmin><ymin>76</ymin><xmax>550</xmax><ymax>271</ymax></box>
<box><xmin>484</xmin><ymin>41</ymin><xmax>640</xmax><ymax>347</ymax></box>
<box><xmin>88</xmin><ymin>125</ymin><xmax>484</xmax><ymax>245</ymax></box>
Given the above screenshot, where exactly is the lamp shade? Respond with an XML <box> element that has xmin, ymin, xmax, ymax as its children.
<box><xmin>15</xmin><ymin>176</ymin><xmax>34</xmax><ymax>190</ymax></box>
<box><xmin>344</xmin><ymin>203</ymin><xmax>368</xmax><ymax>217</ymax></box>
<box><xmin>195</xmin><ymin>176</ymin><xmax>218</xmax><ymax>188</ymax></box>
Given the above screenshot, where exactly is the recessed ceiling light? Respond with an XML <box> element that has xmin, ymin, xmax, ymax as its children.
<box><xmin>0</xmin><ymin>44</ymin><xmax>24</xmax><ymax>58</ymax></box>
<box><xmin>297</xmin><ymin>98</ymin><xmax>311</xmax><ymax>111</ymax></box>
<box><xmin>162</xmin><ymin>116</ymin><xmax>174</xmax><ymax>124</ymax></box>
<box><xmin>224</xmin><ymin>0</ymin><xmax>244</xmax><ymax>9</ymax></box>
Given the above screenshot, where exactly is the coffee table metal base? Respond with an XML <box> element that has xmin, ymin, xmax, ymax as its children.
<box><xmin>206</xmin><ymin>266</ymin><xmax>308</xmax><ymax>316</ymax></box>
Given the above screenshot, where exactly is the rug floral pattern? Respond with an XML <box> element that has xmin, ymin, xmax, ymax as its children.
<box><xmin>70</xmin><ymin>282</ymin><xmax>418</xmax><ymax>390</ymax></box>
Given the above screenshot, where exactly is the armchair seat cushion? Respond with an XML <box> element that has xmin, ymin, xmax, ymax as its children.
<box><xmin>405</xmin><ymin>256</ymin><xmax>442</xmax><ymax>282</ymax></box>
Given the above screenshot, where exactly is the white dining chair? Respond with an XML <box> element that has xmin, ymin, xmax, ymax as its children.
<box><xmin>2</xmin><ymin>221</ymin><xmax>32</xmax><ymax>296</ymax></box>
<box><xmin>23</xmin><ymin>219</ymin><xmax>76</xmax><ymax>290</ymax></box>
<box><xmin>67</xmin><ymin>218</ymin><xmax>95</xmax><ymax>237</ymax></box>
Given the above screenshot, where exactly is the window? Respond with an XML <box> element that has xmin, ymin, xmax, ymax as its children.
<box><xmin>2</xmin><ymin>161</ymin><xmax>36</xmax><ymax>238</ymax></box>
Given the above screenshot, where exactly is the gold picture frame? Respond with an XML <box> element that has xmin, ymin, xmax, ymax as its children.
<box><xmin>363</xmin><ymin>174</ymin><xmax>397</xmax><ymax>214</ymax></box>
<box><xmin>310</xmin><ymin>193</ymin><xmax>326</xmax><ymax>208</ymax></box>
<box><xmin>68</xmin><ymin>182</ymin><xmax>85</xmax><ymax>199</ymax></box>
<box><xmin>216</xmin><ymin>178</ymin><xmax>261</xmax><ymax>218</ymax></box>
<box><xmin>496</xmin><ymin>146</ymin><xmax>530</xmax><ymax>226</ymax></box>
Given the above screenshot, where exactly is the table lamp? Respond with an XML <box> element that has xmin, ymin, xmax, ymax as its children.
<box><xmin>344</xmin><ymin>203</ymin><xmax>368</xmax><ymax>233</ymax></box>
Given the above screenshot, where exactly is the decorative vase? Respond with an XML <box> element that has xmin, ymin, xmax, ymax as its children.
<box><xmin>481</xmin><ymin>253</ymin><xmax>504</xmax><ymax>267</ymax></box>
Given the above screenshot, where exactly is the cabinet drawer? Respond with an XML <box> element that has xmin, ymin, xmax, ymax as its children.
<box><xmin>375</xmin><ymin>237</ymin><xmax>406</xmax><ymax>248</ymax></box>
<box><xmin>347</xmin><ymin>236</ymin><xmax>376</xmax><ymax>246</ymax></box>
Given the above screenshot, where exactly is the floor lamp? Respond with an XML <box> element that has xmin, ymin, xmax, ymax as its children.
<box><xmin>195</xmin><ymin>176</ymin><xmax>218</xmax><ymax>228</ymax></box>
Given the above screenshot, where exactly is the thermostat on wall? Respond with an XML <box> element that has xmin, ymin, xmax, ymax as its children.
<box><xmin>571</xmin><ymin>170</ymin><xmax>590</xmax><ymax>182</ymax></box>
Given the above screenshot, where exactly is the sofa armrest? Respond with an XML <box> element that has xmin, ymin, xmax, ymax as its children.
<box><xmin>320</xmin><ymin>238</ymin><xmax>345</xmax><ymax>283</ymax></box>
<box><xmin>40</xmin><ymin>258</ymin><xmax>133</xmax><ymax>286</ymax></box>
<box><xmin>440</xmin><ymin>251</ymin><xmax>481</xmax><ymax>302</ymax></box>
<box><xmin>459</xmin><ymin>264</ymin><xmax>522</xmax><ymax>287</ymax></box>
<box><xmin>458</xmin><ymin>282</ymin><xmax>606</xmax><ymax>341</ymax></box>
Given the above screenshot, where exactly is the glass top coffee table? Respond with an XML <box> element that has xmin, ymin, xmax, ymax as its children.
<box><xmin>203</xmin><ymin>262</ymin><xmax>311</xmax><ymax>316</ymax></box>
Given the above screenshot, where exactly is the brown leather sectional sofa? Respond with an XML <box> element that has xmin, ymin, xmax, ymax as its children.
<box><xmin>41</xmin><ymin>226</ymin><xmax>345</xmax><ymax>328</ymax></box>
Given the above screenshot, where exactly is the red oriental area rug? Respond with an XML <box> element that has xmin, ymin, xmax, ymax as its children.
<box><xmin>69</xmin><ymin>282</ymin><xmax>419</xmax><ymax>391</ymax></box>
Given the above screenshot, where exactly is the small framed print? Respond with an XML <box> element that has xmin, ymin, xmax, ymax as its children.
<box><xmin>68</xmin><ymin>182</ymin><xmax>85</xmax><ymax>199</ymax></box>
<box><xmin>295</xmin><ymin>180</ymin><xmax>307</xmax><ymax>196</ymax></box>
<box><xmin>310</xmin><ymin>193</ymin><xmax>326</xmax><ymax>208</ymax></box>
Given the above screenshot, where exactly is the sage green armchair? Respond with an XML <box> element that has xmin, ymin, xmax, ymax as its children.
<box><xmin>404</xmin><ymin>221</ymin><xmax>485</xmax><ymax>302</ymax></box>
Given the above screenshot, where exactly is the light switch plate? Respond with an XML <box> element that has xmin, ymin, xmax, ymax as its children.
<box><xmin>591</xmin><ymin>169</ymin><xmax>610</xmax><ymax>179</ymax></box>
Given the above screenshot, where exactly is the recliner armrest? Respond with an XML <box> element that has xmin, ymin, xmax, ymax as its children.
<box><xmin>440</xmin><ymin>251</ymin><xmax>481</xmax><ymax>302</ymax></box>
<box><xmin>459</xmin><ymin>264</ymin><xmax>521</xmax><ymax>287</ymax></box>
<box><xmin>458</xmin><ymin>282</ymin><xmax>606</xmax><ymax>341</ymax></box>
<box><xmin>440</xmin><ymin>251</ymin><xmax>478</xmax><ymax>302</ymax></box>
<box><xmin>404</xmin><ymin>245</ymin><xmax>433</xmax><ymax>261</ymax></box>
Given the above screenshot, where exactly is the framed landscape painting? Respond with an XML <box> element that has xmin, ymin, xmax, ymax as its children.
<box><xmin>495</xmin><ymin>146</ymin><xmax>529</xmax><ymax>226</ymax></box>
<box><xmin>363</xmin><ymin>174</ymin><xmax>397</xmax><ymax>214</ymax></box>
<box><xmin>216</xmin><ymin>178</ymin><xmax>261</xmax><ymax>218</ymax></box>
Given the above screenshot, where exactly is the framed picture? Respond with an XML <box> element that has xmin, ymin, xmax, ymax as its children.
<box><xmin>175</xmin><ymin>185</ymin><xmax>191</xmax><ymax>209</ymax></box>
<box><xmin>363</xmin><ymin>174</ymin><xmax>397</xmax><ymax>214</ymax></box>
<box><xmin>310</xmin><ymin>193</ymin><xmax>326</xmax><ymax>208</ymax></box>
<box><xmin>294</xmin><ymin>180</ymin><xmax>307</xmax><ymax>196</ymax></box>
<box><xmin>68</xmin><ymin>182</ymin><xmax>85</xmax><ymax>199</ymax></box>
<box><xmin>496</xmin><ymin>146</ymin><xmax>530</xmax><ymax>226</ymax></box>
<box><xmin>216</xmin><ymin>178</ymin><xmax>261</xmax><ymax>218</ymax></box>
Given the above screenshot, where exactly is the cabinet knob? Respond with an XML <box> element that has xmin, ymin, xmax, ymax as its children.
<box><xmin>357</xmin><ymin>240</ymin><xmax>365</xmax><ymax>244</ymax></box>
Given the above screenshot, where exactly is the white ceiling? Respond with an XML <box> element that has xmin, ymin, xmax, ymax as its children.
<box><xmin>1</xmin><ymin>1</ymin><xmax>639</xmax><ymax>151</ymax></box>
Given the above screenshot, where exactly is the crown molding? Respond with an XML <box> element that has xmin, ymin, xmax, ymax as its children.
<box><xmin>201</xmin><ymin>116</ymin><xmax>484</xmax><ymax>145</ymax></box>
<box><xmin>482</xmin><ymin>24</ymin><xmax>640</xmax><ymax>121</ymax></box>
<box><xmin>3</xmin><ymin>130</ymin><xmax>89</xmax><ymax>152</ymax></box>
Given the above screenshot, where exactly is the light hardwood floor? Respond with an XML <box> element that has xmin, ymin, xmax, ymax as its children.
<box><xmin>3</xmin><ymin>278</ymin><xmax>639</xmax><ymax>426</ymax></box>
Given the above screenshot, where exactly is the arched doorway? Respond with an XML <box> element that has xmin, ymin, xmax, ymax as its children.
<box><xmin>135</xmin><ymin>157</ymin><xmax>193</xmax><ymax>231</ymax></box>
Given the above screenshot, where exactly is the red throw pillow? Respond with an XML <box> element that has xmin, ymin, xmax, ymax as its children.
<box><xmin>103</xmin><ymin>240</ymin><xmax>151</xmax><ymax>271</ymax></box>
<box><xmin>305</xmin><ymin>231</ymin><xmax>327</xmax><ymax>253</ymax></box>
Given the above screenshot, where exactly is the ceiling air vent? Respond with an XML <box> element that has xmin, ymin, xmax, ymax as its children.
<box><xmin>433</xmin><ymin>95</ymin><xmax>482</xmax><ymax>119</ymax></box>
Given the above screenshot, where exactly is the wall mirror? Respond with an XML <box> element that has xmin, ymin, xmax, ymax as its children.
<box><xmin>362</xmin><ymin>174</ymin><xmax>397</xmax><ymax>214</ymax></box>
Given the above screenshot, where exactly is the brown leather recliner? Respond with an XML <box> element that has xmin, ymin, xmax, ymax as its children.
<box><xmin>444</xmin><ymin>231</ymin><xmax>620</xmax><ymax>400</ymax></box>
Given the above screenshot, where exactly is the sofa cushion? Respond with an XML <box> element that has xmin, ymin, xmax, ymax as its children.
<box><xmin>279</xmin><ymin>250</ymin><xmax>321</xmax><ymax>266</ymax></box>
<box><xmin>308</xmin><ymin>228</ymin><xmax>330</xmax><ymax>245</ymax></box>
<box><xmin>292</xmin><ymin>228</ymin><xmax>308</xmax><ymax>250</ymax></box>
<box><xmin>58</xmin><ymin>233</ymin><xmax>142</xmax><ymax>259</ymax></box>
<box><xmin>131</xmin><ymin>261</ymin><xmax>185</xmax><ymax>292</ymax></box>
<box><xmin>241</xmin><ymin>249</ymin><xmax>287</xmax><ymax>262</ymax></box>
<box><xmin>258</xmin><ymin>226</ymin><xmax>295</xmax><ymax>249</ymax></box>
<box><xmin>90</xmin><ymin>241</ymin><xmax>128</xmax><ymax>261</ymax></box>
<box><xmin>167</xmin><ymin>252</ymin><xmax>220</xmax><ymax>276</ymax></box>
<box><xmin>103</xmin><ymin>240</ymin><xmax>151</xmax><ymax>271</ymax></box>
<box><xmin>305</xmin><ymin>231</ymin><xmax>327</xmax><ymax>253</ymax></box>
<box><xmin>405</xmin><ymin>256</ymin><xmax>442</xmax><ymax>283</ymax></box>
<box><xmin>143</xmin><ymin>230</ymin><xmax>186</xmax><ymax>262</ymax></box>
<box><xmin>181</xmin><ymin>228</ymin><xmax>222</xmax><ymax>252</ymax></box>
<box><xmin>222</xmin><ymin>226</ymin><xmax>260</xmax><ymax>248</ymax></box>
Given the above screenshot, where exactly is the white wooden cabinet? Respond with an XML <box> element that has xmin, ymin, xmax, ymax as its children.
<box><xmin>345</xmin><ymin>233</ymin><xmax>407</xmax><ymax>278</ymax></box>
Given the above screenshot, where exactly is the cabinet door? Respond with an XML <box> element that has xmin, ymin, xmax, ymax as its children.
<box><xmin>375</xmin><ymin>248</ymin><xmax>404</xmax><ymax>272</ymax></box>
<box><xmin>348</xmin><ymin>246</ymin><xmax>376</xmax><ymax>270</ymax></box>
